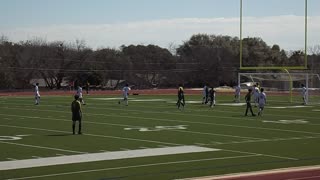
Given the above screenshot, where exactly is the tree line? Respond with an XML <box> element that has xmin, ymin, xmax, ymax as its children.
<box><xmin>0</xmin><ymin>34</ymin><xmax>319</xmax><ymax>90</ymax></box>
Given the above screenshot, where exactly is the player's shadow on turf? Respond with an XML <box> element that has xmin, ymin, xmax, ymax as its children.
<box><xmin>46</xmin><ymin>134</ymin><xmax>73</xmax><ymax>137</ymax></box>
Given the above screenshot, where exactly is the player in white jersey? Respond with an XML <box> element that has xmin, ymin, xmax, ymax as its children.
<box><xmin>34</xmin><ymin>83</ymin><xmax>40</xmax><ymax>105</ymax></box>
<box><xmin>234</xmin><ymin>84</ymin><xmax>241</xmax><ymax>103</ymax></box>
<box><xmin>257</xmin><ymin>88</ymin><xmax>267</xmax><ymax>116</ymax></box>
<box><xmin>76</xmin><ymin>85</ymin><xmax>85</xmax><ymax>105</ymax></box>
<box><xmin>301</xmin><ymin>84</ymin><xmax>307</xmax><ymax>105</ymax></box>
<box><xmin>253</xmin><ymin>84</ymin><xmax>260</xmax><ymax>107</ymax></box>
<box><xmin>118</xmin><ymin>84</ymin><xmax>130</xmax><ymax>106</ymax></box>
<box><xmin>202</xmin><ymin>84</ymin><xmax>209</xmax><ymax>104</ymax></box>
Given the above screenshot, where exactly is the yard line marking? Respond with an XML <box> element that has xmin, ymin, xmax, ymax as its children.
<box><xmin>223</xmin><ymin>149</ymin><xmax>298</xmax><ymax>161</ymax></box>
<box><xmin>0</xmin><ymin>141</ymin><xmax>86</xmax><ymax>154</ymax></box>
<box><xmin>4</xmin><ymin>100</ymin><xmax>318</xmax><ymax>121</ymax></box>
<box><xmin>0</xmin><ymin>113</ymin><xmax>264</xmax><ymax>140</ymax></box>
<box><xmin>120</xmin><ymin>148</ymin><xmax>131</xmax><ymax>151</ymax></box>
<box><xmin>5</xmin><ymin>106</ymin><xmax>320</xmax><ymax>135</ymax></box>
<box><xmin>31</xmin><ymin>156</ymin><xmax>42</xmax><ymax>159</ymax></box>
<box><xmin>0</xmin><ymin>124</ymin><xmax>182</xmax><ymax>146</ymax></box>
<box><xmin>157</xmin><ymin>145</ymin><xmax>169</xmax><ymax>148</ymax></box>
<box><xmin>6</xmin><ymin>158</ymin><xmax>18</xmax><ymax>161</ymax></box>
<box><xmin>0</xmin><ymin>146</ymin><xmax>219</xmax><ymax>171</ymax></box>
<box><xmin>201</xmin><ymin>136</ymin><xmax>320</xmax><ymax>146</ymax></box>
<box><xmin>172</xmin><ymin>129</ymin><xmax>264</xmax><ymax>140</ymax></box>
<box><xmin>210</xmin><ymin>141</ymin><xmax>223</xmax><ymax>144</ymax></box>
<box><xmin>16</xmin><ymin>134</ymin><xmax>32</xmax><ymax>137</ymax></box>
<box><xmin>4</xmin><ymin>154</ymin><xmax>259</xmax><ymax>180</ymax></box>
<box><xmin>85</xmin><ymin>102</ymin><xmax>320</xmax><ymax>120</ymax></box>
<box><xmin>55</xmin><ymin>154</ymin><xmax>65</xmax><ymax>156</ymax></box>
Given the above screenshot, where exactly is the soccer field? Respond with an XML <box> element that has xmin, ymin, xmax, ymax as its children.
<box><xmin>1</xmin><ymin>94</ymin><xmax>320</xmax><ymax>180</ymax></box>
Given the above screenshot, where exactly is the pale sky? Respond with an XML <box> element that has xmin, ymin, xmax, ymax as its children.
<box><xmin>1</xmin><ymin>0</ymin><xmax>319</xmax><ymax>51</ymax></box>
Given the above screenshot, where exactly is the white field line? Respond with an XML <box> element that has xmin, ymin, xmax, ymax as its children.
<box><xmin>172</xmin><ymin>129</ymin><xmax>264</xmax><ymax>140</ymax></box>
<box><xmin>86</xmin><ymin>101</ymin><xmax>320</xmax><ymax>120</ymax></box>
<box><xmin>0</xmin><ymin>146</ymin><xmax>219</xmax><ymax>171</ymax></box>
<box><xmin>201</xmin><ymin>136</ymin><xmax>320</xmax><ymax>146</ymax></box>
<box><xmin>4</xmin><ymin>154</ymin><xmax>260</xmax><ymax>180</ymax></box>
<box><xmin>3</xmin><ymin>100</ymin><xmax>320</xmax><ymax>126</ymax></box>
<box><xmin>0</xmin><ymin>124</ymin><xmax>182</xmax><ymax>146</ymax></box>
<box><xmin>0</xmin><ymin>113</ymin><xmax>265</xmax><ymax>140</ymax></box>
<box><xmin>85</xmin><ymin>113</ymin><xmax>320</xmax><ymax>135</ymax></box>
<box><xmin>0</xmin><ymin>141</ymin><xmax>86</xmax><ymax>154</ymax></box>
<box><xmin>3</xmin><ymin>101</ymin><xmax>320</xmax><ymax>122</ymax></box>
<box><xmin>80</xmin><ymin>104</ymin><xmax>320</xmax><ymax>121</ymax></box>
<box><xmin>31</xmin><ymin>156</ymin><xmax>42</xmax><ymax>159</ymax></box>
<box><xmin>2</xmin><ymin>107</ymin><xmax>320</xmax><ymax>136</ymax></box>
<box><xmin>0</xmin><ymin>124</ymin><xmax>301</xmax><ymax>162</ymax></box>
<box><xmin>6</xmin><ymin>158</ymin><xmax>18</xmax><ymax>161</ymax></box>
<box><xmin>185</xmin><ymin>165</ymin><xmax>320</xmax><ymax>180</ymax></box>
<box><xmin>223</xmin><ymin>149</ymin><xmax>298</xmax><ymax>161</ymax></box>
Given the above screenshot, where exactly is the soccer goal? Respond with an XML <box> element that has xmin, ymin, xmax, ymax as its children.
<box><xmin>238</xmin><ymin>72</ymin><xmax>320</xmax><ymax>105</ymax></box>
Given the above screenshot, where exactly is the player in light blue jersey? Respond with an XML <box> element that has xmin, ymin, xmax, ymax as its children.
<box><xmin>301</xmin><ymin>84</ymin><xmax>307</xmax><ymax>105</ymax></box>
<box><xmin>119</xmin><ymin>84</ymin><xmax>130</xmax><ymax>106</ymax></box>
<box><xmin>76</xmin><ymin>85</ymin><xmax>85</xmax><ymax>105</ymax></box>
<box><xmin>234</xmin><ymin>84</ymin><xmax>240</xmax><ymax>103</ymax></box>
<box><xmin>258</xmin><ymin>88</ymin><xmax>267</xmax><ymax>116</ymax></box>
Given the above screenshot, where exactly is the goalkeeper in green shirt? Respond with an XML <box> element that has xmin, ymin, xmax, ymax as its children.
<box><xmin>71</xmin><ymin>95</ymin><xmax>82</xmax><ymax>135</ymax></box>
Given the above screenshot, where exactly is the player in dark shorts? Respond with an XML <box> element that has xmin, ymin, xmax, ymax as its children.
<box><xmin>71</xmin><ymin>95</ymin><xmax>82</xmax><ymax>134</ymax></box>
<box><xmin>209</xmin><ymin>87</ymin><xmax>216</xmax><ymax>107</ymax></box>
<box><xmin>245</xmin><ymin>88</ymin><xmax>256</xmax><ymax>116</ymax></box>
<box><xmin>176</xmin><ymin>84</ymin><xmax>185</xmax><ymax>109</ymax></box>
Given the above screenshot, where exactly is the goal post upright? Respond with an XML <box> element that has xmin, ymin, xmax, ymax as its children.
<box><xmin>283</xmin><ymin>69</ymin><xmax>293</xmax><ymax>103</ymax></box>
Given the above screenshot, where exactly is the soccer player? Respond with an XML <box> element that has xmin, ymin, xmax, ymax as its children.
<box><xmin>258</xmin><ymin>88</ymin><xmax>267</xmax><ymax>116</ymax></box>
<box><xmin>202</xmin><ymin>84</ymin><xmax>209</xmax><ymax>104</ymax></box>
<box><xmin>71</xmin><ymin>95</ymin><xmax>82</xmax><ymax>135</ymax></box>
<box><xmin>209</xmin><ymin>87</ymin><xmax>216</xmax><ymax>107</ymax></box>
<box><xmin>234</xmin><ymin>84</ymin><xmax>241</xmax><ymax>103</ymax></box>
<box><xmin>244</xmin><ymin>88</ymin><xmax>256</xmax><ymax>116</ymax></box>
<box><xmin>118</xmin><ymin>84</ymin><xmax>130</xmax><ymax>106</ymax></box>
<box><xmin>34</xmin><ymin>83</ymin><xmax>40</xmax><ymax>105</ymax></box>
<box><xmin>301</xmin><ymin>84</ymin><xmax>307</xmax><ymax>105</ymax></box>
<box><xmin>176</xmin><ymin>84</ymin><xmax>185</xmax><ymax>109</ymax></box>
<box><xmin>253</xmin><ymin>84</ymin><xmax>260</xmax><ymax>107</ymax></box>
<box><xmin>76</xmin><ymin>85</ymin><xmax>85</xmax><ymax>105</ymax></box>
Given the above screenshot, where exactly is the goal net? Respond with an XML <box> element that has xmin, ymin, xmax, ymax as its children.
<box><xmin>238</xmin><ymin>72</ymin><xmax>320</xmax><ymax>105</ymax></box>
